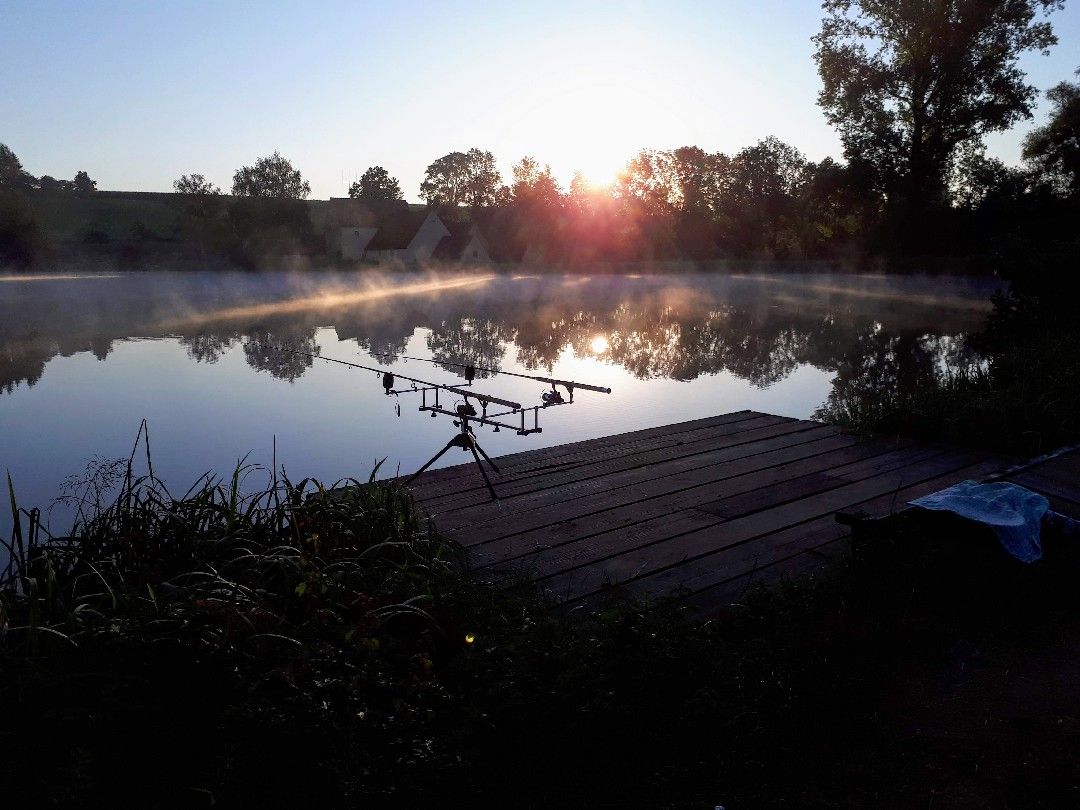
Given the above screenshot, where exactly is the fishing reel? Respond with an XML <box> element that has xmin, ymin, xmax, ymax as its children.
<box><xmin>541</xmin><ymin>385</ymin><xmax>565</xmax><ymax>406</ymax></box>
<box><xmin>453</xmin><ymin>399</ymin><xmax>478</xmax><ymax>430</ymax></box>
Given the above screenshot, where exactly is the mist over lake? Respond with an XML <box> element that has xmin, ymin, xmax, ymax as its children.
<box><xmin>0</xmin><ymin>269</ymin><xmax>997</xmax><ymax>532</ymax></box>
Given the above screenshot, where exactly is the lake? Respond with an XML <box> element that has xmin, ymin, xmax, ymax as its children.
<box><xmin>1</xmin><ymin>269</ymin><xmax>998</xmax><ymax>533</ymax></box>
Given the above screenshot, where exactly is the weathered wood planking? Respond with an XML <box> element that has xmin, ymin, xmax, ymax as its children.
<box><xmin>403</xmin><ymin>412</ymin><xmax>1079</xmax><ymax>614</ymax></box>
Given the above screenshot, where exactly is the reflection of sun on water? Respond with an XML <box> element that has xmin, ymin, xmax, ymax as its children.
<box><xmin>590</xmin><ymin>335</ymin><xmax>609</xmax><ymax>354</ymax></box>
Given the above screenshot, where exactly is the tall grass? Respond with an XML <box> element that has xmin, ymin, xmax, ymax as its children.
<box><xmin>2</xmin><ymin>422</ymin><xmax>458</xmax><ymax>664</ymax></box>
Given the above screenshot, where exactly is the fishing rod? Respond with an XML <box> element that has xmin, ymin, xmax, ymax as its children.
<box><xmin>272</xmin><ymin>346</ymin><xmax>522</xmax><ymax>409</ymax></box>
<box><xmin>269</xmin><ymin>344</ymin><xmax>612</xmax><ymax>501</ymax></box>
<box><xmin>373</xmin><ymin>351</ymin><xmax>612</xmax><ymax>396</ymax></box>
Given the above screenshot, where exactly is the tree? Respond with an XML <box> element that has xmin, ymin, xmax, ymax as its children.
<box><xmin>73</xmin><ymin>170</ymin><xmax>97</xmax><ymax>193</ymax></box>
<box><xmin>232</xmin><ymin>151</ymin><xmax>311</xmax><ymax>199</ymax></box>
<box><xmin>724</xmin><ymin>137</ymin><xmax>810</xmax><ymax>257</ymax></box>
<box><xmin>814</xmin><ymin>0</ymin><xmax>1061</xmax><ymax>208</ymax></box>
<box><xmin>510</xmin><ymin>156</ymin><xmax>562</xmax><ymax>208</ymax></box>
<box><xmin>0</xmin><ymin>144</ymin><xmax>34</xmax><ymax>191</ymax></box>
<box><xmin>174</xmin><ymin>173</ymin><xmax>220</xmax><ymax>196</ymax></box>
<box><xmin>617</xmin><ymin>150</ymin><xmax>680</xmax><ymax>217</ymax></box>
<box><xmin>37</xmin><ymin>175</ymin><xmax>74</xmax><ymax>193</ymax></box>
<box><xmin>948</xmin><ymin>142</ymin><xmax>1025</xmax><ymax>208</ymax></box>
<box><xmin>420</xmin><ymin>149</ymin><xmax>502</xmax><ymax>207</ymax></box>
<box><xmin>1023</xmin><ymin>69</ymin><xmax>1080</xmax><ymax>196</ymax></box>
<box><xmin>348</xmin><ymin>166</ymin><xmax>402</xmax><ymax>201</ymax></box>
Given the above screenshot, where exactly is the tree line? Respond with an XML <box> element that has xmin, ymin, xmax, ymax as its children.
<box><xmin>3</xmin><ymin>1</ymin><xmax>1078</xmax><ymax>269</ymax></box>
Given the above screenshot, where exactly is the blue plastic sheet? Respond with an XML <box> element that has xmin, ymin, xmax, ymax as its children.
<box><xmin>910</xmin><ymin>481</ymin><xmax>1049</xmax><ymax>563</ymax></box>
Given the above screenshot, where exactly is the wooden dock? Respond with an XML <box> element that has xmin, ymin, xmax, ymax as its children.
<box><xmin>404</xmin><ymin>411</ymin><xmax>1080</xmax><ymax>614</ymax></box>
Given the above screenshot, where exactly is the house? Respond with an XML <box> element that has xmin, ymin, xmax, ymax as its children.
<box><xmin>364</xmin><ymin>209</ymin><xmax>450</xmax><ymax>263</ymax></box>
<box><xmin>431</xmin><ymin>221</ymin><xmax>492</xmax><ymax>264</ymax></box>
<box><xmin>316</xmin><ymin>198</ymin><xmax>453</xmax><ymax>263</ymax></box>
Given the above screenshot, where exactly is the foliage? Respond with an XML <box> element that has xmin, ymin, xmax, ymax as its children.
<box><xmin>348</xmin><ymin>165</ymin><xmax>402</xmax><ymax>201</ymax></box>
<box><xmin>73</xmin><ymin>170</ymin><xmax>97</xmax><ymax>194</ymax></box>
<box><xmin>1023</xmin><ymin>69</ymin><xmax>1080</xmax><ymax>196</ymax></box>
<box><xmin>6</xmin><ymin>442</ymin><xmax>1080</xmax><ymax>806</ymax></box>
<box><xmin>36</xmin><ymin>175</ymin><xmax>74</xmax><ymax>193</ymax></box>
<box><xmin>232</xmin><ymin>151</ymin><xmax>311</xmax><ymax>199</ymax></box>
<box><xmin>420</xmin><ymin>148</ymin><xmax>503</xmax><ymax>207</ymax></box>
<box><xmin>173</xmin><ymin>173</ymin><xmax>221</xmax><ymax>196</ymax></box>
<box><xmin>510</xmin><ymin>156</ymin><xmax>562</xmax><ymax>209</ymax></box>
<box><xmin>814</xmin><ymin>0</ymin><xmax>1061</xmax><ymax>212</ymax></box>
<box><xmin>0</xmin><ymin>143</ymin><xmax>35</xmax><ymax>192</ymax></box>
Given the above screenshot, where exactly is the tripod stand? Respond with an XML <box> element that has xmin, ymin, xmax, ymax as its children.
<box><xmin>405</xmin><ymin>409</ymin><xmax>502</xmax><ymax>500</ymax></box>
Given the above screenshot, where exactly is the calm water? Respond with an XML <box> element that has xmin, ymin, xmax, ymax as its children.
<box><xmin>1</xmin><ymin>269</ymin><xmax>997</xmax><ymax>532</ymax></box>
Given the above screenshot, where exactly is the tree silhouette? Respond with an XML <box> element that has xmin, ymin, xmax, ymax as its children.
<box><xmin>814</xmin><ymin>0</ymin><xmax>1060</xmax><ymax>209</ymax></box>
<box><xmin>420</xmin><ymin>149</ymin><xmax>502</xmax><ymax>207</ymax></box>
<box><xmin>1023</xmin><ymin>69</ymin><xmax>1080</xmax><ymax>196</ymax></box>
<box><xmin>174</xmin><ymin>173</ymin><xmax>220</xmax><ymax>196</ymax></box>
<box><xmin>232</xmin><ymin>151</ymin><xmax>311</xmax><ymax>199</ymax></box>
<box><xmin>348</xmin><ymin>166</ymin><xmax>402</xmax><ymax>201</ymax></box>
<box><xmin>0</xmin><ymin>144</ymin><xmax>35</xmax><ymax>191</ymax></box>
<box><xmin>73</xmin><ymin>170</ymin><xmax>97</xmax><ymax>193</ymax></box>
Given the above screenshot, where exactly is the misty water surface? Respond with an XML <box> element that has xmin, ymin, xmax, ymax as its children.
<box><xmin>0</xmin><ymin>269</ymin><xmax>998</xmax><ymax>533</ymax></box>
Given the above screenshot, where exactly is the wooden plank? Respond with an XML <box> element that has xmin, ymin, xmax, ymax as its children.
<box><xmin>1023</xmin><ymin>450</ymin><xmax>1080</xmax><ymax>485</ymax></box>
<box><xmin>1006</xmin><ymin>470</ymin><xmax>1080</xmax><ymax>509</ymax></box>
<box><xmin>434</xmin><ymin>426</ymin><xmax>851</xmax><ymax>536</ymax></box>
<box><xmin>409</xmin><ymin>414</ymin><xmax>792</xmax><ymax>504</ymax></box>
<box><xmin>460</xmin><ymin>438</ymin><xmax>924</xmax><ymax>565</ymax></box>
<box><xmin>417</xmin><ymin>416</ymin><xmax>821</xmax><ymax>513</ymax></box>
<box><xmin>472</xmin><ymin>443</ymin><xmax>956</xmax><ymax>575</ymax></box>
<box><xmin>611</xmin><ymin>457</ymin><xmax>1005</xmax><ymax>605</ymax></box>
<box><xmin>404</xmin><ymin>410</ymin><xmax>767</xmax><ymax>490</ymax></box>
<box><xmin>526</xmin><ymin>449</ymin><xmax>997</xmax><ymax>603</ymax></box>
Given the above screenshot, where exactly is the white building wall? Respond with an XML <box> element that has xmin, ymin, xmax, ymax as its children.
<box><xmin>340</xmin><ymin>227</ymin><xmax>377</xmax><ymax>260</ymax></box>
<box><xmin>404</xmin><ymin>212</ymin><xmax>451</xmax><ymax>262</ymax></box>
<box><xmin>461</xmin><ymin>233</ymin><xmax>491</xmax><ymax>263</ymax></box>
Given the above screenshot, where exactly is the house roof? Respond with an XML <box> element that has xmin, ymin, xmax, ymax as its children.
<box><xmin>366</xmin><ymin>209</ymin><xmax>432</xmax><ymax>250</ymax></box>
<box><xmin>322</xmin><ymin>198</ymin><xmax>410</xmax><ymax>229</ymax></box>
<box><xmin>432</xmin><ymin>220</ymin><xmax>481</xmax><ymax>260</ymax></box>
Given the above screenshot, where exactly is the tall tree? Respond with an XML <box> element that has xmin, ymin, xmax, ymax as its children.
<box><xmin>814</xmin><ymin>0</ymin><xmax>1061</xmax><ymax>208</ymax></box>
<box><xmin>724</xmin><ymin>137</ymin><xmax>810</xmax><ymax>257</ymax></box>
<box><xmin>348</xmin><ymin>166</ymin><xmax>402</xmax><ymax>201</ymax></box>
<box><xmin>420</xmin><ymin>149</ymin><xmax>502</xmax><ymax>207</ymax></box>
<box><xmin>232</xmin><ymin>151</ymin><xmax>311</xmax><ymax>199</ymax></box>
<box><xmin>73</xmin><ymin>170</ymin><xmax>97</xmax><ymax>193</ymax></box>
<box><xmin>511</xmin><ymin>156</ymin><xmax>562</xmax><ymax>208</ymax></box>
<box><xmin>617</xmin><ymin>150</ymin><xmax>679</xmax><ymax>217</ymax></box>
<box><xmin>1023</xmin><ymin>69</ymin><xmax>1080</xmax><ymax>196</ymax></box>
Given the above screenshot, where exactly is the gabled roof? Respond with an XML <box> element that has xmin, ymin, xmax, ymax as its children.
<box><xmin>366</xmin><ymin>209</ymin><xmax>432</xmax><ymax>250</ymax></box>
<box><xmin>432</xmin><ymin>220</ymin><xmax>483</xmax><ymax>260</ymax></box>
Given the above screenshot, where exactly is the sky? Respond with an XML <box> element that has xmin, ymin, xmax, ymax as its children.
<box><xmin>2</xmin><ymin>0</ymin><xmax>1078</xmax><ymax>202</ymax></box>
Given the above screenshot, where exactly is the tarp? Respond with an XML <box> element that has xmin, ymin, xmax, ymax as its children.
<box><xmin>910</xmin><ymin>481</ymin><xmax>1050</xmax><ymax>563</ymax></box>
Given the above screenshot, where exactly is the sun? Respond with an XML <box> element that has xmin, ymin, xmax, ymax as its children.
<box><xmin>589</xmin><ymin>335</ymin><xmax>609</xmax><ymax>354</ymax></box>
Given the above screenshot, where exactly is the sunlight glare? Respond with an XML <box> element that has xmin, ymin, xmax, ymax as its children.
<box><xmin>590</xmin><ymin>335</ymin><xmax>610</xmax><ymax>354</ymax></box>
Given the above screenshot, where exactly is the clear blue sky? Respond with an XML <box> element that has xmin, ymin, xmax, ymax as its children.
<box><xmin>2</xmin><ymin>0</ymin><xmax>1077</xmax><ymax>201</ymax></box>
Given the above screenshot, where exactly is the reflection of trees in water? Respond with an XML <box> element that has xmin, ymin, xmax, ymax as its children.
<box><xmin>1</xmin><ymin>338</ymin><xmax>51</xmax><ymax>394</ymax></box>
<box><xmin>1</xmin><ymin>274</ymin><xmax>991</xmax><ymax>403</ymax></box>
<box><xmin>425</xmin><ymin>316</ymin><xmax>512</xmax><ymax>378</ymax></box>
<box><xmin>242</xmin><ymin>328</ymin><xmax>320</xmax><ymax>382</ymax></box>
<box><xmin>178</xmin><ymin>332</ymin><xmax>240</xmax><ymax>364</ymax></box>
<box><xmin>813</xmin><ymin>329</ymin><xmax>959</xmax><ymax>425</ymax></box>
